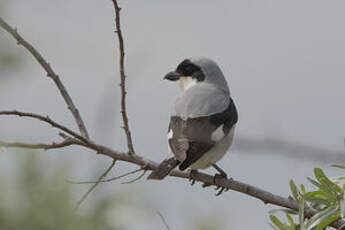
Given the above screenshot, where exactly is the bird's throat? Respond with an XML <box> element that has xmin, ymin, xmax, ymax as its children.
<box><xmin>178</xmin><ymin>77</ymin><xmax>198</xmax><ymax>91</ymax></box>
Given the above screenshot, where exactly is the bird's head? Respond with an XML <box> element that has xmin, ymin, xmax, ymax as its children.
<box><xmin>164</xmin><ymin>57</ymin><xmax>229</xmax><ymax>93</ymax></box>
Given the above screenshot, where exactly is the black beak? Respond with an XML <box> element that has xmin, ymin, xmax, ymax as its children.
<box><xmin>164</xmin><ymin>71</ymin><xmax>180</xmax><ymax>81</ymax></box>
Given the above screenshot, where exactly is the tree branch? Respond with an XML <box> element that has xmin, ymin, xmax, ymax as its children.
<box><xmin>0</xmin><ymin>110</ymin><xmax>87</xmax><ymax>142</ymax></box>
<box><xmin>0</xmin><ymin>138</ymin><xmax>75</xmax><ymax>150</ymax></box>
<box><xmin>67</xmin><ymin>167</ymin><xmax>144</xmax><ymax>184</ymax></box>
<box><xmin>0</xmin><ymin>17</ymin><xmax>89</xmax><ymax>139</ymax></box>
<box><xmin>1</xmin><ymin>7</ymin><xmax>344</xmax><ymax>230</ymax></box>
<box><xmin>157</xmin><ymin>211</ymin><xmax>172</xmax><ymax>230</ymax></box>
<box><xmin>121</xmin><ymin>168</ymin><xmax>147</xmax><ymax>184</ymax></box>
<box><xmin>1</xmin><ymin>115</ymin><xmax>345</xmax><ymax>228</ymax></box>
<box><xmin>76</xmin><ymin>139</ymin><xmax>345</xmax><ymax>229</ymax></box>
<box><xmin>110</xmin><ymin>0</ymin><xmax>135</xmax><ymax>155</ymax></box>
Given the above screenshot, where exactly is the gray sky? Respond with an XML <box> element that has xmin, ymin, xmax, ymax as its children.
<box><xmin>1</xmin><ymin>0</ymin><xmax>345</xmax><ymax>229</ymax></box>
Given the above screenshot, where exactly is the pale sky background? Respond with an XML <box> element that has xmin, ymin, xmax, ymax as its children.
<box><xmin>1</xmin><ymin>0</ymin><xmax>345</xmax><ymax>229</ymax></box>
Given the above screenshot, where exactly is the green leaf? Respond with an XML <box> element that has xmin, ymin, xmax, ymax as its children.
<box><xmin>331</xmin><ymin>164</ymin><xmax>345</xmax><ymax>169</ymax></box>
<box><xmin>270</xmin><ymin>215</ymin><xmax>290</xmax><ymax>230</ymax></box>
<box><xmin>290</xmin><ymin>179</ymin><xmax>299</xmax><ymax>201</ymax></box>
<box><xmin>269</xmin><ymin>209</ymin><xmax>298</xmax><ymax>215</ymax></box>
<box><xmin>314</xmin><ymin>168</ymin><xmax>343</xmax><ymax>196</ymax></box>
<box><xmin>307</xmin><ymin>177</ymin><xmax>338</xmax><ymax>203</ymax></box>
<box><xmin>303</xmin><ymin>191</ymin><xmax>332</xmax><ymax>206</ymax></box>
<box><xmin>307</xmin><ymin>177</ymin><xmax>322</xmax><ymax>188</ymax></box>
<box><xmin>315</xmin><ymin>214</ymin><xmax>340</xmax><ymax>230</ymax></box>
<box><xmin>303</xmin><ymin>190</ymin><xmax>328</xmax><ymax>200</ymax></box>
<box><xmin>300</xmin><ymin>184</ymin><xmax>306</xmax><ymax>194</ymax></box>
<box><xmin>303</xmin><ymin>197</ymin><xmax>331</xmax><ymax>207</ymax></box>
<box><xmin>286</xmin><ymin>213</ymin><xmax>296</xmax><ymax>230</ymax></box>
<box><xmin>331</xmin><ymin>176</ymin><xmax>345</xmax><ymax>190</ymax></box>
<box><xmin>299</xmin><ymin>198</ymin><xmax>306</xmax><ymax>230</ymax></box>
<box><xmin>305</xmin><ymin>206</ymin><xmax>338</xmax><ymax>230</ymax></box>
<box><xmin>340</xmin><ymin>198</ymin><xmax>345</xmax><ymax>218</ymax></box>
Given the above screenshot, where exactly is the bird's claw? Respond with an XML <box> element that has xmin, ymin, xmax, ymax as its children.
<box><xmin>213</xmin><ymin>173</ymin><xmax>227</xmax><ymax>184</ymax></box>
<box><xmin>188</xmin><ymin>168</ymin><xmax>230</xmax><ymax>196</ymax></box>
<box><xmin>202</xmin><ymin>182</ymin><xmax>212</xmax><ymax>188</ymax></box>
<box><xmin>214</xmin><ymin>183</ymin><xmax>229</xmax><ymax>196</ymax></box>
<box><xmin>188</xmin><ymin>169</ymin><xmax>197</xmax><ymax>186</ymax></box>
<box><xmin>213</xmin><ymin>173</ymin><xmax>229</xmax><ymax>196</ymax></box>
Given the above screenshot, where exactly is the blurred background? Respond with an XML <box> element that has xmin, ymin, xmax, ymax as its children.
<box><xmin>1</xmin><ymin>0</ymin><xmax>345</xmax><ymax>229</ymax></box>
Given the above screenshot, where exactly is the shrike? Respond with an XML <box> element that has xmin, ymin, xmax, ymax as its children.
<box><xmin>148</xmin><ymin>57</ymin><xmax>238</xmax><ymax>182</ymax></box>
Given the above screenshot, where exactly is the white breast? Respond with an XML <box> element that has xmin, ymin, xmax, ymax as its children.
<box><xmin>189</xmin><ymin>126</ymin><xmax>236</xmax><ymax>170</ymax></box>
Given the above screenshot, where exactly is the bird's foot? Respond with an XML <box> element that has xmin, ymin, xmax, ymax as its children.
<box><xmin>188</xmin><ymin>169</ymin><xmax>198</xmax><ymax>186</ymax></box>
<box><xmin>211</xmin><ymin>164</ymin><xmax>229</xmax><ymax>196</ymax></box>
<box><xmin>202</xmin><ymin>182</ymin><xmax>212</xmax><ymax>188</ymax></box>
<box><xmin>213</xmin><ymin>173</ymin><xmax>230</xmax><ymax>196</ymax></box>
<box><xmin>211</xmin><ymin>163</ymin><xmax>227</xmax><ymax>178</ymax></box>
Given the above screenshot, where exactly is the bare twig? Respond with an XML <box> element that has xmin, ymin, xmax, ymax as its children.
<box><xmin>157</xmin><ymin>212</ymin><xmax>171</xmax><ymax>230</ymax></box>
<box><xmin>121</xmin><ymin>169</ymin><xmax>147</xmax><ymax>184</ymax></box>
<box><xmin>110</xmin><ymin>0</ymin><xmax>135</xmax><ymax>155</ymax></box>
<box><xmin>0</xmin><ymin>110</ymin><xmax>87</xmax><ymax>142</ymax></box>
<box><xmin>0</xmin><ymin>17</ymin><xmax>89</xmax><ymax>139</ymax></box>
<box><xmin>2</xmin><ymin>119</ymin><xmax>345</xmax><ymax>228</ymax></box>
<box><xmin>74</xmin><ymin>159</ymin><xmax>116</xmax><ymax>211</ymax></box>
<box><xmin>0</xmin><ymin>138</ymin><xmax>75</xmax><ymax>150</ymax></box>
<box><xmin>79</xmin><ymin>140</ymin><xmax>345</xmax><ymax>228</ymax></box>
<box><xmin>67</xmin><ymin>168</ymin><xmax>143</xmax><ymax>184</ymax></box>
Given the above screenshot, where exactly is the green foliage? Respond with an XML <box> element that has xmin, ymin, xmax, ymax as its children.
<box><xmin>0</xmin><ymin>153</ymin><xmax>134</xmax><ymax>230</ymax></box>
<box><xmin>270</xmin><ymin>167</ymin><xmax>345</xmax><ymax>230</ymax></box>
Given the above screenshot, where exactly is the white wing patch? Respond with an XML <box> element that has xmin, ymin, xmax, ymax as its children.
<box><xmin>167</xmin><ymin>129</ymin><xmax>173</xmax><ymax>139</ymax></box>
<box><xmin>167</xmin><ymin>129</ymin><xmax>173</xmax><ymax>153</ymax></box>
<box><xmin>211</xmin><ymin>124</ymin><xmax>225</xmax><ymax>142</ymax></box>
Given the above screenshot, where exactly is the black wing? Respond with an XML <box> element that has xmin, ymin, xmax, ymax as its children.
<box><xmin>168</xmin><ymin>98</ymin><xmax>238</xmax><ymax>171</ymax></box>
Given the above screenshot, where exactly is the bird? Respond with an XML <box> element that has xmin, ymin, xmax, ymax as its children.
<box><xmin>148</xmin><ymin>57</ymin><xmax>238</xmax><ymax>186</ymax></box>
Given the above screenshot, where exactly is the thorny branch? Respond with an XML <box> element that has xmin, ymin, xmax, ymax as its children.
<box><xmin>1</xmin><ymin>4</ymin><xmax>344</xmax><ymax>229</ymax></box>
<box><xmin>111</xmin><ymin>0</ymin><xmax>135</xmax><ymax>155</ymax></box>
<box><xmin>0</xmin><ymin>17</ymin><xmax>89</xmax><ymax>139</ymax></box>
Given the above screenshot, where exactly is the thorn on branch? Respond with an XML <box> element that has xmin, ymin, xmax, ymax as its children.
<box><xmin>111</xmin><ymin>0</ymin><xmax>136</xmax><ymax>155</ymax></box>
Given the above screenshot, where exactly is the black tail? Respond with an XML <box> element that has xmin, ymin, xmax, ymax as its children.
<box><xmin>147</xmin><ymin>157</ymin><xmax>180</xmax><ymax>180</ymax></box>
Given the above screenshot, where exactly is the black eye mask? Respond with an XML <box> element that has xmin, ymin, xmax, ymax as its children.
<box><xmin>176</xmin><ymin>59</ymin><xmax>205</xmax><ymax>82</ymax></box>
